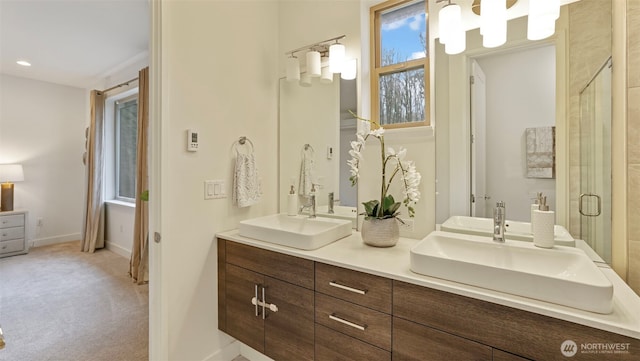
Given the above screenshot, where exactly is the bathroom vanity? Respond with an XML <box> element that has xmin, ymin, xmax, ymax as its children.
<box><xmin>216</xmin><ymin>231</ymin><xmax>640</xmax><ymax>360</ymax></box>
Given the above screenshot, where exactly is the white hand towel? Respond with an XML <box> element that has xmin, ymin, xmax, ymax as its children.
<box><xmin>233</xmin><ymin>153</ymin><xmax>262</xmax><ymax>207</ymax></box>
<box><xmin>299</xmin><ymin>149</ymin><xmax>314</xmax><ymax>196</ymax></box>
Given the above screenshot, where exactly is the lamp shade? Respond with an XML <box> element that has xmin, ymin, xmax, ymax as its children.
<box><xmin>439</xmin><ymin>3</ymin><xmax>461</xmax><ymax>45</ymax></box>
<box><xmin>329</xmin><ymin>43</ymin><xmax>345</xmax><ymax>73</ymax></box>
<box><xmin>481</xmin><ymin>0</ymin><xmax>507</xmax><ymax>48</ymax></box>
<box><xmin>0</xmin><ymin>164</ymin><xmax>24</xmax><ymax>182</ymax></box>
<box><xmin>527</xmin><ymin>0</ymin><xmax>560</xmax><ymax>41</ymax></box>
<box><xmin>286</xmin><ymin>55</ymin><xmax>300</xmax><ymax>82</ymax></box>
<box><xmin>306</xmin><ymin>51</ymin><xmax>321</xmax><ymax>77</ymax></box>
<box><xmin>299</xmin><ymin>72</ymin><xmax>312</xmax><ymax>87</ymax></box>
<box><xmin>340</xmin><ymin>59</ymin><xmax>357</xmax><ymax>80</ymax></box>
<box><xmin>320</xmin><ymin>57</ymin><xmax>333</xmax><ymax>84</ymax></box>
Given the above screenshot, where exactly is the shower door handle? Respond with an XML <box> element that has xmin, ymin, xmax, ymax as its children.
<box><xmin>579</xmin><ymin>193</ymin><xmax>601</xmax><ymax>217</ymax></box>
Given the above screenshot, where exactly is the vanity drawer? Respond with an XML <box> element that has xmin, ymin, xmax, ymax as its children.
<box><xmin>1</xmin><ymin>226</ymin><xmax>25</xmax><ymax>241</ymax></box>
<box><xmin>0</xmin><ymin>239</ymin><xmax>25</xmax><ymax>255</ymax></box>
<box><xmin>315</xmin><ymin>323</ymin><xmax>390</xmax><ymax>361</ymax></box>
<box><xmin>315</xmin><ymin>262</ymin><xmax>392</xmax><ymax>313</ymax></box>
<box><xmin>0</xmin><ymin>214</ymin><xmax>24</xmax><ymax>229</ymax></box>
<box><xmin>223</xmin><ymin>240</ymin><xmax>314</xmax><ymax>289</ymax></box>
<box><xmin>315</xmin><ymin>292</ymin><xmax>391</xmax><ymax>351</ymax></box>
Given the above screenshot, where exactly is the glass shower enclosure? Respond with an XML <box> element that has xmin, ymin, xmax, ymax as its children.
<box><xmin>579</xmin><ymin>56</ymin><xmax>612</xmax><ymax>264</ymax></box>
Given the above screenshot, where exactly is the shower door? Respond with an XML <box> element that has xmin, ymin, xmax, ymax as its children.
<box><xmin>579</xmin><ymin>57</ymin><xmax>612</xmax><ymax>263</ymax></box>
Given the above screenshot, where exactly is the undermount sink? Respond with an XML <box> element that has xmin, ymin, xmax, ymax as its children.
<box><xmin>410</xmin><ymin>231</ymin><xmax>613</xmax><ymax>314</ymax></box>
<box><xmin>441</xmin><ymin>215</ymin><xmax>576</xmax><ymax>247</ymax></box>
<box><xmin>315</xmin><ymin>205</ymin><xmax>358</xmax><ymax>228</ymax></box>
<box><xmin>238</xmin><ymin>213</ymin><xmax>352</xmax><ymax>250</ymax></box>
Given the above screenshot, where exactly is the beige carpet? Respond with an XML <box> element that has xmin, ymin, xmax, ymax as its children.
<box><xmin>0</xmin><ymin>241</ymin><xmax>148</xmax><ymax>361</ymax></box>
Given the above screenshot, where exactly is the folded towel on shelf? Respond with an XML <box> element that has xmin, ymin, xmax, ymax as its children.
<box><xmin>525</xmin><ymin>126</ymin><xmax>555</xmax><ymax>179</ymax></box>
<box><xmin>233</xmin><ymin>153</ymin><xmax>262</xmax><ymax>207</ymax></box>
<box><xmin>299</xmin><ymin>147</ymin><xmax>315</xmax><ymax>196</ymax></box>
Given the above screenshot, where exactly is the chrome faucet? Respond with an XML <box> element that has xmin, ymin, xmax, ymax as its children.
<box><xmin>493</xmin><ymin>201</ymin><xmax>506</xmax><ymax>243</ymax></box>
<box><xmin>300</xmin><ymin>185</ymin><xmax>317</xmax><ymax>218</ymax></box>
<box><xmin>328</xmin><ymin>192</ymin><xmax>335</xmax><ymax>214</ymax></box>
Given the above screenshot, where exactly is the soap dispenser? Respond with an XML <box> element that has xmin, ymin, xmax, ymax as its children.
<box><xmin>287</xmin><ymin>185</ymin><xmax>298</xmax><ymax>216</ymax></box>
<box><xmin>532</xmin><ymin>196</ymin><xmax>555</xmax><ymax>248</ymax></box>
<box><xmin>530</xmin><ymin>192</ymin><xmax>542</xmax><ymax>233</ymax></box>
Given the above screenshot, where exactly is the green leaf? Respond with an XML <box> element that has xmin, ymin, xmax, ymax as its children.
<box><xmin>362</xmin><ymin>200</ymin><xmax>379</xmax><ymax>217</ymax></box>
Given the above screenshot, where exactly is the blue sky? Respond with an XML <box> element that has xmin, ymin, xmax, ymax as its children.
<box><xmin>381</xmin><ymin>12</ymin><xmax>427</xmax><ymax>64</ymax></box>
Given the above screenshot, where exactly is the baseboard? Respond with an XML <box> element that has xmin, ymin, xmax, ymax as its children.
<box><xmin>240</xmin><ymin>344</ymin><xmax>274</xmax><ymax>361</ymax></box>
<box><xmin>105</xmin><ymin>241</ymin><xmax>132</xmax><ymax>259</ymax></box>
<box><xmin>203</xmin><ymin>340</ymin><xmax>241</xmax><ymax>361</ymax></box>
<box><xmin>30</xmin><ymin>233</ymin><xmax>81</xmax><ymax>248</ymax></box>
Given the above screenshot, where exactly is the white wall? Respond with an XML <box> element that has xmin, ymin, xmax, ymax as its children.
<box><xmin>158</xmin><ymin>1</ymin><xmax>279</xmax><ymax>360</ymax></box>
<box><xmin>476</xmin><ymin>45</ymin><xmax>557</xmax><ymax>222</ymax></box>
<box><xmin>0</xmin><ymin>74</ymin><xmax>85</xmax><ymax>246</ymax></box>
<box><xmin>359</xmin><ymin>0</ymin><xmax>436</xmax><ymax>238</ymax></box>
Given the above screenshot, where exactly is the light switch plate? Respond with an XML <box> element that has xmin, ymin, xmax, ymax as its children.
<box><xmin>205</xmin><ymin>180</ymin><xmax>226</xmax><ymax>200</ymax></box>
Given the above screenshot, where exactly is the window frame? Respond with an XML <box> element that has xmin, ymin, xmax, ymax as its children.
<box><xmin>370</xmin><ymin>0</ymin><xmax>430</xmax><ymax>129</ymax></box>
<box><xmin>114</xmin><ymin>94</ymin><xmax>138</xmax><ymax>203</ymax></box>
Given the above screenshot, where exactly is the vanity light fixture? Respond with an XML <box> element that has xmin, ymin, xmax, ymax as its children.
<box><xmin>16</xmin><ymin>60</ymin><xmax>31</xmax><ymax>67</ymax></box>
<box><xmin>329</xmin><ymin>41</ymin><xmax>345</xmax><ymax>73</ymax></box>
<box><xmin>438</xmin><ymin>0</ymin><xmax>560</xmax><ymax>55</ymax></box>
<box><xmin>438</xmin><ymin>0</ymin><xmax>465</xmax><ymax>55</ymax></box>
<box><xmin>481</xmin><ymin>0</ymin><xmax>507</xmax><ymax>48</ymax></box>
<box><xmin>286</xmin><ymin>55</ymin><xmax>300</xmax><ymax>82</ymax></box>
<box><xmin>285</xmin><ymin>35</ymin><xmax>353</xmax><ymax>87</ymax></box>
<box><xmin>341</xmin><ymin>59</ymin><xmax>357</xmax><ymax>81</ymax></box>
<box><xmin>527</xmin><ymin>0</ymin><xmax>560</xmax><ymax>41</ymax></box>
<box><xmin>320</xmin><ymin>57</ymin><xmax>333</xmax><ymax>84</ymax></box>
<box><xmin>306</xmin><ymin>50</ymin><xmax>322</xmax><ymax>77</ymax></box>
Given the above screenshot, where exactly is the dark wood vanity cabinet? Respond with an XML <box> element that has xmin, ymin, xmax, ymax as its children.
<box><xmin>218</xmin><ymin>239</ymin><xmax>315</xmax><ymax>361</ymax></box>
<box><xmin>393</xmin><ymin>280</ymin><xmax>640</xmax><ymax>361</ymax></box>
<box><xmin>219</xmin><ymin>238</ymin><xmax>640</xmax><ymax>361</ymax></box>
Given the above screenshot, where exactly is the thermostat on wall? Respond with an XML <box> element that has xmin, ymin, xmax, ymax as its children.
<box><xmin>187</xmin><ymin>129</ymin><xmax>199</xmax><ymax>152</ymax></box>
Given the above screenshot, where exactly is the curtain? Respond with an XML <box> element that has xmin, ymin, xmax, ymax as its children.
<box><xmin>130</xmin><ymin>67</ymin><xmax>149</xmax><ymax>284</ymax></box>
<box><xmin>81</xmin><ymin>90</ymin><xmax>106</xmax><ymax>252</ymax></box>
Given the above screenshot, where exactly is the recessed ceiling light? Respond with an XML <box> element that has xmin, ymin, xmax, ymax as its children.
<box><xmin>16</xmin><ymin>60</ymin><xmax>31</xmax><ymax>67</ymax></box>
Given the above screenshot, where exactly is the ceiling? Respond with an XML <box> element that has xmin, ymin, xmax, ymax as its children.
<box><xmin>0</xmin><ymin>0</ymin><xmax>149</xmax><ymax>89</ymax></box>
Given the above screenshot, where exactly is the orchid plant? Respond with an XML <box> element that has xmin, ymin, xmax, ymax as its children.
<box><xmin>347</xmin><ymin>112</ymin><xmax>421</xmax><ymax>220</ymax></box>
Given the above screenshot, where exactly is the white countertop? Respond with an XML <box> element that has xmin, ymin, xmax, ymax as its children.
<box><xmin>216</xmin><ymin>229</ymin><xmax>640</xmax><ymax>340</ymax></box>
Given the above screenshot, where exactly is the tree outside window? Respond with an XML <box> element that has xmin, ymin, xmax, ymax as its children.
<box><xmin>371</xmin><ymin>0</ymin><xmax>429</xmax><ymax>128</ymax></box>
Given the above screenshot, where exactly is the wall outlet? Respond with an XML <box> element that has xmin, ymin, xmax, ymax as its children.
<box><xmin>398</xmin><ymin>218</ymin><xmax>414</xmax><ymax>232</ymax></box>
<box><xmin>37</xmin><ymin>217</ymin><xmax>43</xmax><ymax>227</ymax></box>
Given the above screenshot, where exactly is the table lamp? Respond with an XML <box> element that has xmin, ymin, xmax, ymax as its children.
<box><xmin>0</xmin><ymin>164</ymin><xmax>24</xmax><ymax>212</ymax></box>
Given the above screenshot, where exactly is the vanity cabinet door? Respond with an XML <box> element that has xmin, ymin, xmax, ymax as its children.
<box><xmin>264</xmin><ymin>276</ymin><xmax>314</xmax><ymax>361</ymax></box>
<box><xmin>225</xmin><ymin>263</ymin><xmax>265</xmax><ymax>353</ymax></box>
<box><xmin>393</xmin><ymin>317</ymin><xmax>492</xmax><ymax>361</ymax></box>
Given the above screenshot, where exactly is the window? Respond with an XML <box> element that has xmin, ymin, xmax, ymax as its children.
<box><xmin>115</xmin><ymin>95</ymin><xmax>138</xmax><ymax>202</ymax></box>
<box><xmin>371</xmin><ymin>0</ymin><xmax>429</xmax><ymax>128</ymax></box>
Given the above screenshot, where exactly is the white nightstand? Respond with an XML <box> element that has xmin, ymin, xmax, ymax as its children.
<box><xmin>0</xmin><ymin>210</ymin><xmax>28</xmax><ymax>258</ymax></box>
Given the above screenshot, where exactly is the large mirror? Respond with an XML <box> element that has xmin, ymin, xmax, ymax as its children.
<box><xmin>279</xmin><ymin>76</ymin><xmax>358</xmax><ymax>227</ymax></box>
<box><xmin>435</xmin><ymin>1</ymin><xmax>613</xmax><ymax>263</ymax></box>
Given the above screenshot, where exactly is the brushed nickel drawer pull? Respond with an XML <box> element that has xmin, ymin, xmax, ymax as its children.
<box><xmin>254</xmin><ymin>284</ymin><xmax>259</xmax><ymax>317</ymax></box>
<box><xmin>329</xmin><ymin>314</ymin><xmax>367</xmax><ymax>331</ymax></box>
<box><xmin>329</xmin><ymin>281</ymin><xmax>367</xmax><ymax>295</ymax></box>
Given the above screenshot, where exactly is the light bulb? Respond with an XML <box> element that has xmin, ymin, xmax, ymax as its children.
<box><xmin>329</xmin><ymin>43</ymin><xmax>345</xmax><ymax>73</ymax></box>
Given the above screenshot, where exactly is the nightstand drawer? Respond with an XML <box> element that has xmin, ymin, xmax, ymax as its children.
<box><xmin>0</xmin><ymin>239</ymin><xmax>25</xmax><ymax>255</ymax></box>
<box><xmin>315</xmin><ymin>262</ymin><xmax>392</xmax><ymax>313</ymax></box>
<box><xmin>315</xmin><ymin>292</ymin><xmax>391</xmax><ymax>351</ymax></box>
<box><xmin>0</xmin><ymin>214</ymin><xmax>24</xmax><ymax>228</ymax></box>
<box><xmin>1</xmin><ymin>226</ymin><xmax>25</xmax><ymax>241</ymax></box>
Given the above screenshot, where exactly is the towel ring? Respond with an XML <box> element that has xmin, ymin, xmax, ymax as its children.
<box><xmin>302</xmin><ymin>143</ymin><xmax>314</xmax><ymax>157</ymax></box>
<box><xmin>234</xmin><ymin>136</ymin><xmax>254</xmax><ymax>154</ymax></box>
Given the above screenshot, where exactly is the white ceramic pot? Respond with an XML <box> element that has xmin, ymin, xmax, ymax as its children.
<box><xmin>361</xmin><ymin>217</ymin><xmax>400</xmax><ymax>247</ymax></box>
